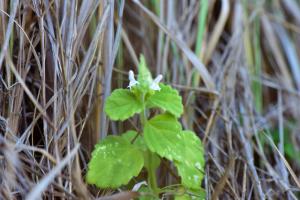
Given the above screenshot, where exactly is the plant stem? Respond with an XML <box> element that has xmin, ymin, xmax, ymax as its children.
<box><xmin>148</xmin><ymin>152</ymin><xmax>159</xmax><ymax>195</ymax></box>
<box><xmin>140</xmin><ymin>92</ymin><xmax>159</xmax><ymax>196</ymax></box>
<box><xmin>140</xmin><ymin>93</ymin><xmax>147</xmax><ymax>127</ymax></box>
<box><xmin>140</xmin><ymin>108</ymin><xmax>146</xmax><ymax>127</ymax></box>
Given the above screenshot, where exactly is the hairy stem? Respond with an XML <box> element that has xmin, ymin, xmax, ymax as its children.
<box><xmin>148</xmin><ymin>153</ymin><xmax>159</xmax><ymax>195</ymax></box>
<box><xmin>140</xmin><ymin>93</ymin><xmax>147</xmax><ymax>126</ymax></box>
<box><xmin>140</xmin><ymin>92</ymin><xmax>159</xmax><ymax>196</ymax></box>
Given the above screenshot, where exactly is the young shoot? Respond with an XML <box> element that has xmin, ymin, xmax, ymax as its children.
<box><xmin>86</xmin><ymin>55</ymin><xmax>205</xmax><ymax>199</ymax></box>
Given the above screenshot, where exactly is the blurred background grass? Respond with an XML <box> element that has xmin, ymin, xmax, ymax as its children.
<box><xmin>0</xmin><ymin>0</ymin><xmax>300</xmax><ymax>199</ymax></box>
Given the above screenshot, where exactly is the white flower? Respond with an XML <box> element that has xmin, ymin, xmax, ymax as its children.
<box><xmin>127</xmin><ymin>70</ymin><xmax>139</xmax><ymax>89</ymax></box>
<box><xmin>150</xmin><ymin>74</ymin><xmax>163</xmax><ymax>91</ymax></box>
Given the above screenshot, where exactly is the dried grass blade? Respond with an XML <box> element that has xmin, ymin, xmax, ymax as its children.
<box><xmin>25</xmin><ymin>144</ymin><xmax>80</xmax><ymax>200</ymax></box>
<box><xmin>132</xmin><ymin>0</ymin><xmax>215</xmax><ymax>90</ymax></box>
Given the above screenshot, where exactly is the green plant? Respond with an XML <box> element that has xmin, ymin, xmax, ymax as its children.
<box><xmin>86</xmin><ymin>55</ymin><xmax>205</xmax><ymax>199</ymax></box>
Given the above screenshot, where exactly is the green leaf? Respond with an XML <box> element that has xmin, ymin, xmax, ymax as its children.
<box><xmin>144</xmin><ymin>114</ymin><xmax>205</xmax><ymax>189</ymax></box>
<box><xmin>86</xmin><ymin>136</ymin><xmax>144</xmax><ymax>188</ymax></box>
<box><xmin>144</xmin><ymin>114</ymin><xmax>184</xmax><ymax>161</ymax></box>
<box><xmin>175</xmin><ymin>131</ymin><xmax>205</xmax><ymax>189</ymax></box>
<box><xmin>104</xmin><ymin>89</ymin><xmax>143</xmax><ymax>121</ymax></box>
<box><xmin>179</xmin><ymin>131</ymin><xmax>205</xmax><ymax>167</ymax></box>
<box><xmin>138</xmin><ymin>55</ymin><xmax>153</xmax><ymax>89</ymax></box>
<box><xmin>146</xmin><ymin>84</ymin><xmax>183</xmax><ymax>117</ymax></box>
<box><xmin>175</xmin><ymin>162</ymin><xmax>203</xmax><ymax>190</ymax></box>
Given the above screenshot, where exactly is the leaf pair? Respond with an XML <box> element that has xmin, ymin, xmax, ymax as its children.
<box><xmin>104</xmin><ymin>83</ymin><xmax>183</xmax><ymax>121</ymax></box>
<box><xmin>87</xmin><ymin>114</ymin><xmax>205</xmax><ymax>190</ymax></box>
<box><xmin>87</xmin><ymin>55</ymin><xmax>206</xmax><ymax>200</ymax></box>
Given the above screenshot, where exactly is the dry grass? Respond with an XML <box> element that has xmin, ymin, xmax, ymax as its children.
<box><xmin>0</xmin><ymin>0</ymin><xmax>300</xmax><ymax>199</ymax></box>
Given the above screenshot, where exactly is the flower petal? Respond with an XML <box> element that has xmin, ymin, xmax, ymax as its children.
<box><xmin>128</xmin><ymin>70</ymin><xmax>139</xmax><ymax>89</ymax></box>
<box><xmin>153</xmin><ymin>74</ymin><xmax>163</xmax><ymax>84</ymax></box>
<box><xmin>150</xmin><ymin>74</ymin><xmax>163</xmax><ymax>91</ymax></box>
<box><xmin>150</xmin><ymin>82</ymin><xmax>161</xmax><ymax>91</ymax></box>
